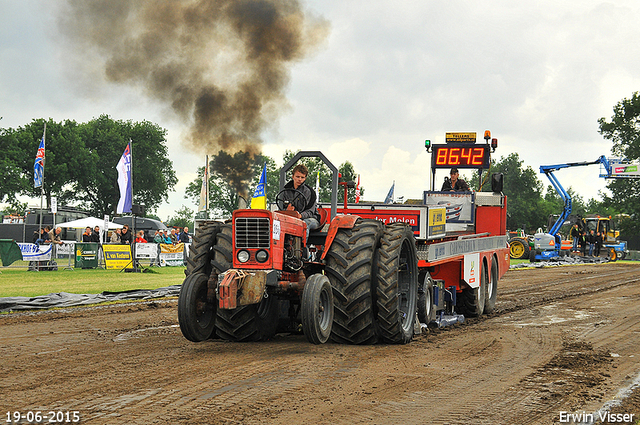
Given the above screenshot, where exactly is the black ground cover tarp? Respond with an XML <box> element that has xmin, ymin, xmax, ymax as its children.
<box><xmin>510</xmin><ymin>255</ymin><xmax>610</xmax><ymax>269</ymax></box>
<box><xmin>0</xmin><ymin>285</ymin><xmax>181</xmax><ymax>313</ymax></box>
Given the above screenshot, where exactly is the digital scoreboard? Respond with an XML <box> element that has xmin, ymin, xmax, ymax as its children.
<box><xmin>430</xmin><ymin>143</ymin><xmax>491</xmax><ymax>169</ymax></box>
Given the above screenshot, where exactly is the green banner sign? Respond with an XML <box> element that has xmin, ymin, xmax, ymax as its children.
<box><xmin>75</xmin><ymin>243</ymin><xmax>100</xmax><ymax>269</ymax></box>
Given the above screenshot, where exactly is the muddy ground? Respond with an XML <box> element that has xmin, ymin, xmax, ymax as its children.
<box><xmin>2</xmin><ymin>262</ymin><xmax>640</xmax><ymax>425</ymax></box>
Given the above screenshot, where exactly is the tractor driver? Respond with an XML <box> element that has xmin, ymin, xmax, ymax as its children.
<box><xmin>282</xmin><ymin>164</ymin><xmax>321</xmax><ymax>238</ymax></box>
<box><xmin>441</xmin><ymin>167</ymin><xmax>470</xmax><ymax>192</ymax></box>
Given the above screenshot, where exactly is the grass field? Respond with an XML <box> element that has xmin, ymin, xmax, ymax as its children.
<box><xmin>0</xmin><ymin>262</ymin><xmax>186</xmax><ymax>298</ymax></box>
<box><xmin>1</xmin><ymin>259</ymin><xmax>632</xmax><ymax>299</ymax></box>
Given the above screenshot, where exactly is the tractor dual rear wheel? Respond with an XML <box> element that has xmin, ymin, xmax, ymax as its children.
<box><xmin>376</xmin><ymin>223</ymin><xmax>419</xmax><ymax>344</ymax></box>
<box><xmin>325</xmin><ymin>218</ymin><xmax>382</xmax><ymax>345</ymax></box>
<box><xmin>214</xmin><ymin>224</ymin><xmax>280</xmax><ymax>342</ymax></box>
<box><xmin>185</xmin><ymin>222</ymin><xmax>222</xmax><ymax>277</ymax></box>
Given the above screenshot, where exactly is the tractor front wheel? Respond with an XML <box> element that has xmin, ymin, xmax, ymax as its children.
<box><xmin>178</xmin><ymin>273</ymin><xmax>216</xmax><ymax>342</ymax></box>
<box><xmin>301</xmin><ymin>274</ymin><xmax>334</xmax><ymax>344</ymax></box>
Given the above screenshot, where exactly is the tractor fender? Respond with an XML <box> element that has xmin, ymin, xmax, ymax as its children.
<box><xmin>320</xmin><ymin>215</ymin><xmax>361</xmax><ymax>261</ymax></box>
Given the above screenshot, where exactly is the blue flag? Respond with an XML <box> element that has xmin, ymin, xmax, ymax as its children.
<box><xmin>116</xmin><ymin>142</ymin><xmax>132</xmax><ymax>213</ymax></box>
<box><xmin>384</xmin><ymin>181</ymin><xmax>395</xmax><ymax>204</ymax></box>
<box><xmin>34</xmin><ymin>131</ymin><xmax>45</xmax><ymax>188</ymax></box>
<box><xmin>250</xmin><ymin>163</ymin><xmax>267</xmax><ymax>209</ymax></box>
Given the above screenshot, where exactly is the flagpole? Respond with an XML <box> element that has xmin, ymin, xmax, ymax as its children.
<box><xmin>129</xmin><ymin>138</ymin><xmax>137</xmax><ymax>272</ymax></box>
<box><xmin>205</xmin><ymin>155</ymin><xmax>209</xmax><ymax>218</ymax></box>
<box><xmin>38</xmin><ymin>122</ymin><xmax>46</xmax><ymax>241</ymax></box>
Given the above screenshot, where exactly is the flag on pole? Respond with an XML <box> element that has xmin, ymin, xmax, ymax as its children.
<box><xmin>34</xmin><ymin>127</ymin><xmax>45</xmax><ymax>188</ymax></box>
<box><xmin>198</xmin><ymin>155</ymin><xmax>209</xmax><ymax>212</ymax></box>
<box><xmin>384</xmin><ymin>181</ymin><xmax>395</xmax><ymax>204</ymax></box>
<box><xmin>314</xmin><ymin>171</ymin><xmax>320</xmax><ymax>200</ymax></box>
<box><xmin>355</xmin><ymin>174</ymin><xmax>361</xmax><ymax>203</ymax></box>
<box><xmin>250</xmin><ymin>162</ymin><xmax>267</xmax><ymax>209</ymax></box>
<box><xmin>116</xmin><ymin>142</ymin><xmax>132</xmax><ymax>213</ymax></box>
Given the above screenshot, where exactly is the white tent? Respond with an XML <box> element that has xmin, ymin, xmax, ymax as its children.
<box><xmin>58</xmin><ymin>217</ymin><xmax>123</xmax><ymax>230</ymax></box>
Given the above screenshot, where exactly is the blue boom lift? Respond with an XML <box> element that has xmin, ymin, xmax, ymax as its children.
<box><xmin>530</xmin><ymin>155</ymin><xmax>634</xmax><ymax>262</ymax></box>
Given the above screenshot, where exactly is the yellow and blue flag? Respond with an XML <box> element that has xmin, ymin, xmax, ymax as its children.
<box><xmin>250</xmin><ymin>162</ymin><xmax>267</xmax><ymax>209</ymax></box>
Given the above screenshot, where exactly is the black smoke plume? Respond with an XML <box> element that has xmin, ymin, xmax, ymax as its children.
<box><xmin>59</xmin><ymin>0</ymin><xmax>328</xmax><ymax>163</ymax></box>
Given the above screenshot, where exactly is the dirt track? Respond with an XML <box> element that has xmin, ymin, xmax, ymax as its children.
<box><xmin>2</xmin><ymin>262</ymin><xmax>640</xmax><ymax>425</ymax></box>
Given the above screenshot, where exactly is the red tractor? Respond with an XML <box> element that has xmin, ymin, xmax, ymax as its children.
<box><xmin>178</xmin><ymin>151</ymin><xmax>420</xmax><ymax>344</ymax></box>
<box><xmin>179</xmin><ymin>144</ymin><xmax>509</xmax><ymax>345</ymax></box>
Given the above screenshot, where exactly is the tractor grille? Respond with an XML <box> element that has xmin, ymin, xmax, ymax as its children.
<box><xmin>235</xmin><ymin>217</ymin><xmax>270</xmax><ymax>249</ymax></box>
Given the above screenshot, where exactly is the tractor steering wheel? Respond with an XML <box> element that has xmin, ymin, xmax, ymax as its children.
<box><xmin>275</xmin><ymin>188</ymin><xmax>310</xmax><ymax>212</ymax></box>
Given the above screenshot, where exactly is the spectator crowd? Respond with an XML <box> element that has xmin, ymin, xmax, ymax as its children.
<box><xmin>33</xmin><ymin>225</ymin><xmax>191</xmax><ymax>246</ymax></box>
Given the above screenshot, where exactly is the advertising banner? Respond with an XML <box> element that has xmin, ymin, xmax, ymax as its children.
<box><xmin>159</xmin><ymin>243</ymin><xmax>185</xmax><ymax>267</ymax></box>
<box><xmin>135</xmin><ymin>243</ymin><xmax>158</xmax><ymax>260</ymax></box>
<box><xmin>428</xmin><ymin>207</ymin><xmax>446</xmax><ymax>239</ymax></box>
<box><xmin>55</xmin><ymin>241</ymin><xmax>76</xmax><ymax>258</ymax></box>
<box><xmin>423</xmin><ymin>192</ymin><xmax>475</xmax><ymax>223</ymax></box>
<box><xmin>103</xmin><ymin>244</ymin><xmax>133</xmax><ymax>270</ymax></box>
<box><xmin>18</xmin><ymin>243</ymin><xmax>52</xmax><ymax>261</ymax></box>
<box><xmin>74</xmin><ymin>243</ymin><xmax>100</xmax><ymax>269</ymax></box>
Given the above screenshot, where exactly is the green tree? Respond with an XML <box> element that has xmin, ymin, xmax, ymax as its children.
<box><xmin>3</xmin><ymin>118</ymin><xmax>86</xmax><ymax>207</ymax></box>
<box><xmin>598</xmin><ymin>92</ymin><xmax>640</xmax><ymax>246</ymax></box>
<box><xmin>185</xmin><ymin>151</ymin><xmax>277</xmax><ymax>218</ymax></box>
<box><xmin>0</xmin><ymin>199</ymin><xmax>27</xmax><ymax>217</ymax></box>
<box><xmin>166</xmin><ymin>205</ymin><xmax>194</xmax><ymax>228</ymax></box>
<box><xmin>76</xmin><ymin>115</ymin><xmax>177</xmax><ymax>215</ymax></box>
<box><xmin>0</xmin><ymin>127</ymin><xmax>28</xmax><ymax>203</ymax></box>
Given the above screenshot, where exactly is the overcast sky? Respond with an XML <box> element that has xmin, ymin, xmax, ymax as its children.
<box><xmin>2</xmin><ymin>0</ymin><xmax>639</xmax><ymax>220</ymax></box>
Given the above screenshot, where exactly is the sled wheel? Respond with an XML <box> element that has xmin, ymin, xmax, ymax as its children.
<box><xmin>484</xmin><ymin>257</ymin><xmax>499</xmax><ymax>314</ymax></box>
<box><xmin>609</xmin><ymin>248</ymin><xmax>617</xmax><ymax>262</ymax></box>
<box><xmin>458</xmin><ymin>261</ymin><xmax>488</xmax><ymax>317</ymax></box>
<box><xmin>178</xmin><ymin>273</ymin><xmax>216</xmax><ymax>342</ymax></box>
<box><xmin>301</xmin><ymin>274</ymin><xmax>334</xmax><ymax>344</ymax></box>
<box><xmin>417</xmin><ymin>272</ymin><xmax>435</xmax><ymax>325</ymax></box>
<box><xmin>325</xmin><ymin>218</ymin><xmax>382</xmax><ymax>344</ymax></box>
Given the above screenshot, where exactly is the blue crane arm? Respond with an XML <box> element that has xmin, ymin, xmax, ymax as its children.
<box><xmin>539</xmin><ymin>156</ymin><xmax>607</xmax><ymax>237</ymax></box>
